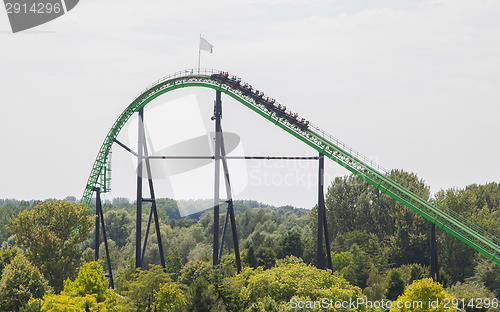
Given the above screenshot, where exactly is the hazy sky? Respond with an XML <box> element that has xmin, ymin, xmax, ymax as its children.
<box><xmin>1</xmin><ymin>0</ymin><xmax>499</xmax><ymax>209</ymax></box>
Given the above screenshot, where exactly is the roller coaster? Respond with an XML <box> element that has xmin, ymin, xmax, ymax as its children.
<box><xmin>83</xmin><ymin>68</ymin><xmax>500</xmax><ymax>271</ymax></box>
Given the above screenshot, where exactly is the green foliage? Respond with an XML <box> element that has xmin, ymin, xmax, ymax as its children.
<box><xmin>41</xmin><ymin>261</ymin><xmax>121</xmax><ymax>312</ymax></box>
<box><xmin>123</xmin><ymin>265</ymin><xmax>178</xmax><ymax>311</ymax></box>
<box><xmin>155</xmin><ymin>198</ymin><xmax>182</xmax><ymax>220</ymax></box>
<box><xmin>330</xmin><ymin>244</ymin><xmax>372</xmax><ymax>289</ymax></box>
<box><xmin>433</xmin><ymin>189</ymin><xmax>479</xmax><ymax>282</ymax></box>
<box><xmin>245</xmin><ymin>296</ymin><xmax>280</xmax><ymax>312</ymax></box>
<box><xmin>222</xmin><ymin>260</ymin><xmax>366</xmax><ymax>309</ymax></box>
<box><xmin>0</xmin><ymin>253</ymin><xmax>51</xmax><ymax>311</ymax></box>
<box><xmin>276</xmin><ymin>255</ymin><xmax>304</xmax><ymax>266</ymax></box>
<box><xmin>5</xmin><ymin>177</ymin><xmax>500</xmax><ymax>310</ymax></box>
<box><xmin>183</xmin><ymin>277</ymin><xmax>225</xmax><ymax>312</ymax></box>
<box><xmin>277</xmin><ymin>231</ymin><xmax>304</xmax><ymax>259</ymax></box>
<box><xmin>408</xmin><ymin>264</ymin><xmax>429</xmax><ymax>283</ymax></box>
<box><xmin>0</xmin><ymin>201</ymin><xmax>34</xmax><ymax>246</ymax></box>
<box><xmin>245</xmin><ymin>245</ymin><xmax>258</xmax><ymax>269</ymax></box>
<box><xmin>467</xmin><ymin>259</ymin><xmax>500</xmax><ymax>297</ymax></box>
<box><xmin>333</xmin><ymin>230</ymin><xmax>382</xmax><ymax>261</ymax></box>
<box><xmin>165</xmin><ymin>247</ymin><xmax>183</xmax><ymax>279</ymax></box>
<box><xmin>385</xmin><ymin>271</ymin><xmax>405</xmax><ymax>301</ymax></box>
<box><xmin>448</xmin><ymin>281</ymin><xmax>498</xmax><ymax>312</ymax></box>
<box><xmin>21</xmin><ymin>298</ymin><xmax>43</xmax><ymax>312</ymax></box>
<box><xmin>101</xmin><ymin>209</ymin><xmax>132</xmax><ymax>248</ymax></box>
<box><xmin>114</xmin><ymin>260</ymin><xmax>136</xmax><ymax>294</ymax></box>
<box><xmin>255</xmin><ymin>246</ymin><xmax>277</xmax><ymax>269</ymax></box>
<box><xmin>42</xmin><ymin>294</ymin><xmax>109</xmax><ymax>312</ymax></box>
<box><xmin>178</xmin><ymin>260</ymin><xmax>213</xmax><ymax>287</ymax></box>
<box><xmin>390</xmin><ymin>278</ymin><xmax>456</xmax><ymax>312</ymax></box>
<box><xmin>363</xmin><ymin>265</ymin><xmax>385</xmax><ymax>301</ymax></box>
<box><xmin>154</xmin><ymin>282</ymin><xmax>185</xmax><ymax>312</ymax></box>
<box><xmin>0</xmin><ymin>245</ymin><xmax>20</xmax><ymax>275</ymax></box>
<box><xmin>8</xmin><ymin>200</ymin><xmax>94</xmax><ymax>292</ymax></box>
<box><xmin>324</xmin><ymin>171</ymin><xmax>432</xmax><ymax>269</ymax></box>
<box><xmin>388</xmin><ymin>264</ymin><xmax>430</xmax><ymax>287</ymax></box>
<box><xmin>61</xmin><ymin>262</ymin><xmax>118</xmax><ymax>305</ymax></box>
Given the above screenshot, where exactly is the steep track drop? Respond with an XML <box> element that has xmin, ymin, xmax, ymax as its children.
<box><xmin>83</xmin><ymin>69</ymin><xmax>500</xmax><ymax>264</ymax></box>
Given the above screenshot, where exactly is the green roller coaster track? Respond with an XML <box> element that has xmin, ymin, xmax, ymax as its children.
<box><xmin>83</xmin><ymin>68</ymin><xmax>500</xmax><ymax>265</ymax></box>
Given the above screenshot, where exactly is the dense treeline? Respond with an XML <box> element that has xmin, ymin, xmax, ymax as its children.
<box><xmin>1</xmin><ymin>170</ymin><xmax>500</xmax><ymax>311</ymax></box>
<box><xmin>316</xmin><ymin>170</ymin><xmax>500</xmax><ymax>294</ymax></box>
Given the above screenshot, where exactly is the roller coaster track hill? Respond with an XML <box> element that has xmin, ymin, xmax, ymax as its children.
<box><xmin>82</xmin><ymin>68</ymin><xmax>500</xmax><ymax>265</ymax></box>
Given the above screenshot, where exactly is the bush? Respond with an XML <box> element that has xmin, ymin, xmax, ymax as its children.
<box><xmin>0</xmin><ymin>253</ymin><xmax>51</xmax><ymax>311</ymax></box>
<box><xmin>390</xmin><ymin>278</ymin><xmax>456</xmax><ymax>312</ymax></box>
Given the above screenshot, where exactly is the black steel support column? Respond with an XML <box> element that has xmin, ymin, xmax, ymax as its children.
<box><xmin>94</xmin><ymin>193</ymin><xmax>100</xmax><ymax>262</ymax></box>
<box><xmin>218</xmin><ymin>203</ymin><xmax>230</xmax><ymax>263</ymax></box>
<box><xmin>317</xmin><ymin>153</ymin><xmax>332</xmax><ymax>271</ymax></box>
<box><xmin>322</xmin><ymin>193</ymin><xmax>333</xmax><ymax>271</ymax></box>
<box><xmin>213</xmin><ymin>90</ymin><xmax>222</xmax><ymax>266</ymax></box>
<box><xmin>140</xmin><ymin>127</ymin><xmax>166</xmax><ymax>269</ymax></box>
<box><xmin>136</xmin><ymin>107</ymin><xmax>144</xmax><ymax>268</ymax></box>
<box><xmin>317</xmin><ymin>153</ymin><xmax>325</xmax><ymax>269</ymax></box>
<box><xmin>141</xmin><ymin>205</ymin><xmax>154</xmax><ymax>265</ymax></box>
<box><xmin>212</xmin><ymin>90</ymin><xmax>241</xmax><ymax>272</ymax></box>
<box><xmin>219</xmin><ymin>131</ymin><xmax>241</xmax><ymax>272</ymax></box>
<box><xmin>228</xmin><ymin>200</ymin><xmax>242</xmax><ymax>273</ymax></box>
<box><xmin>93</xmin><ymin>187</ymin><xmax>114</xmax><ymax>289</ymax></box>
<box><xmin>430</xmin><ymin>223</ymin><xmax>439</xmax><ymax>282</ymax></box>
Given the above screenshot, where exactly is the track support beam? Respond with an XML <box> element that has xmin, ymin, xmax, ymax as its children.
<box><xmin>430</xmin><ymin>223</ymin><xmax>439</xmax><ymax>282</ymax></box>
<box><xmin>317</xmin><ymin>153</ymin><xmax>332</xmax><ymax>271</ymax></box>
<box><xmin>212</xmin><ymin>90</ymin><xmax>242</xmax><ymax>272</ymax></box>
<box><xmin>139</xmin><ymin>121</ymin><xmax>166</xmax><ymax>269</ymax></box>
<box><xmin>135</xmin><ymin>107</ymin><xmax>166</xmax><ymax>270</ymax></box>
<box><xmin>136</xmin><ymin>108</ymin><xmax>144</xmax><ymax>268</ymax></box>
<box><xmin>92</xmin><ymin>187</ymin><xmax>114</xmax><ymax>289</ymax></box>
<box><xmin>213</xmin><ymin>91</ymin><xmax>222</xmax><ymax>267</ymax></box>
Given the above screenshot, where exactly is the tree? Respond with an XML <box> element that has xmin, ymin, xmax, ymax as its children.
<box><xmin>222</xmin><ymin>260</ymin><xmax>367</xmax><ymax>310</ymax></box>
<box><xmin>363</xmin><ymin>265</ymin><xmax>385</xmax><ymax>301</ymax></box>
<box><xmin>468</xmin><ymin>259</ymin><xmax>500</xmax><ymax>296</ymax></box>
<box><xmin>178</xmin><ymin>260</ymin><xmax>212</xmax><ymax>287</ymax></box>
<box><xmin>433</xmin><ymin>189</ymin><xmax>478</xmax><ymax>283</ymax></box>
<box><xmin>42</xmin><ymin>294</ymin><xmax>112</xmax><ymax>312</ymax></box>
<box><xmin>8</xmin><ymin>200</ymin><xmax>93</xmax><ymax>292</ymax></box>
<box><xmin>324</xmin><ymin>171</ymin><xmax>432</xmax><ymax>268</ymax></box>
<box><xmin>184</xmin><ymin>277</ymin><xmax>225</xmax><ymax>312</ymax></box>
<box><xmin>448</xmin><ymin>281</ymin><xmax>497</xmax><ymax>312</ymax></box>
<box><xmin>0</xmin><ymin>246</ymin><xmax>20</xmax><ymax>275</ymax></box>
<box><xmin>165</xmin><ymin>247</ymin><xmax>183</xmax><ymax>279</ymax></box>
<box><xmin>124</xmin><ymin>265</ymin><xmax>174</xmax><ymax>311</ymax></box>
<box><xmin>244</xmin><ymin>246</ymin><xmax>257</xmax><ymax>269</ymax></box>
<box><xmin>154</xmin><ymin>282</ymin><xmax>185</xmax><ymax>312</ymax></box>
<box><xmin>330</xmin><ymin>244</ymin><xmax>372</xmax><ymax>289</ymax></box>
<box><xmin>0</xmin><ymin>253</ymin><xmax>51</xmax><ymax>311</ymax></box>
<box><xmin>255</xmin><ymin>246</ymin><xmax>276</xmax><ymax>269</ymax></box>
<box><xmin>42</xmin><ymin>261</ymin><xmax>121</xmax><ymax>312</ymax></box>
<box><xmin>390</xmin><ymin>278</ymin><xmax>456</xmax><ymax>312</ymax></box>
<box><xmin>277</xmin><ymin>231</ymin><xmax>304</xmax><ymax>259</ymax></box>
<box><xmin>348</xmin><ymin>244</ymin><xmax>371</xmax><ymax>289</ymax></box>
<box><xmin>0</xmin><ymin>201</ymin><xmax>31</xmax><ymax>245</ymax></box>
<box><xmin>102</xmin><ymin>209</ymin><xmax>132</xmax><ymax>248</ymax></box>
<box><xmin>62</xmin><ymin>261</ymin><xmax>117</xmax><ymax>304</ymax></box>
<box><xmin>245</xmin><ymin>296</ymin><xmax>280</xmax><ymax>312</ymax></box>
<box><xmin>385</xmin><ymin>271</ymin><xmax>405</xmax><ymax>301</ymax></box>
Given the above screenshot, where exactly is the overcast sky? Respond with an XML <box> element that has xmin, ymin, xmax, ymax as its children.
<box><xmin>1</xmin><ymin>0</ymin><xmax>499</xmax><ymax>209</ymax></box>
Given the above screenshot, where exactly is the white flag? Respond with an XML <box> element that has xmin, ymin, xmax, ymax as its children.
<box><xmin>199</xmin><ymin>37</ymin><xmax>213</xmax><ymax>53</ymax></box>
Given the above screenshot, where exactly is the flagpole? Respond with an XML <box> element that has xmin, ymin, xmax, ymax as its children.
<box><xmin>198</xmin><ymin>34</ymin><xmax>201</xmax><ymax>74</ymax></box>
